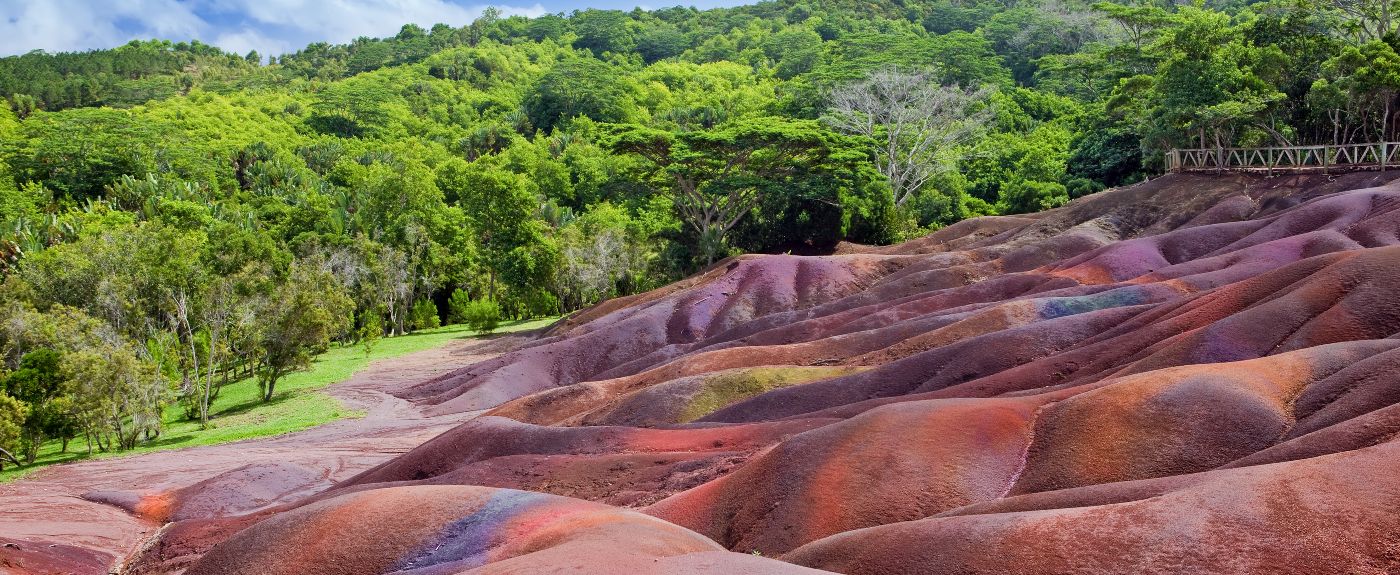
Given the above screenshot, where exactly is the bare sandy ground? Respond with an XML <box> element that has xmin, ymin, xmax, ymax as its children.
<box><xmin>0</xmin><ymin>334</ymin><xmax>522</xmax><ymax>575</ymax></box>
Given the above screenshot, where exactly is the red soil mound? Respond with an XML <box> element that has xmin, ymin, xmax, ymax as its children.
<box><xmin>0</xmin><ymin>537</ymin><xmax>111</xmax><ymax>575</ymax></box>
<box><xmin>784</xmin><ymin>440</ymin><xmax>1400</xmax><ymax>575</ymax></box>
<box><xmin>91</xmin><ymin>173</ymin><xmax>1400</xmax><ymax>574</ymax></box>
<box><xmin>84</xmin><ymin>462</ymin><xmax>328</xmax><ymax>523</ymax></box>
<box><xmin>183</xmin><ymin>485</ymin><xmax>827</xmax><ymax>575</ymax></box>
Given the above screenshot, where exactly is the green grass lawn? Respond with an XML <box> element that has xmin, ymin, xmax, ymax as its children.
<box><xmin>0</xmin><ymin>317</ymin><xmax>556</xmax><ymax>483</ymax></box>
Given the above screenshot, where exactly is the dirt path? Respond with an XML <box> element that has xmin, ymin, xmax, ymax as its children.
<box><xmin>0</xmin><ymin>335</ymin><xmax>516</xmax><ymax>575</ymax></box>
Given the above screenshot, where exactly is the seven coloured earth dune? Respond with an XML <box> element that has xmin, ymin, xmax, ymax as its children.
<box><xmin>17</xmin><ymin>172</ymin><xmax>1400</xmax><ymax>574</ymax></box>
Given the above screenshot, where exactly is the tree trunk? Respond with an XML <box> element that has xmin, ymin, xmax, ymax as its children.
<box><xmin>704</xmin><ymin>221</ymin><xmax>717</xmax><ymax>266</ymax></box>
<box><xmin>0</xmin><ymin>446</ymin><xmax>20</xmax><ymax>470</ymax></box>
<box><xmin>489</xmin><ymin>269</ymin><xmax>497</xmax><ymax>304</ymax></box>
<box><xmin>263</xmin><ymin>369</ymin><xmax>282</xmax><ymax>402</ymax></box>
<box><xmin>1385</xmin><ymin>97</ymin><xmax>1392</xmax><ymax>143</ymax></box>
<box><xmin>112</xmin><ymin>417</ymin><xmax>125</xmax><ymax>451</ymax></box>
<box><xmin>201</xmin><ymin>329</ymin><xmax>218</xmax><ymax>427</ymax></box>
<box><xmin>388</xmin><ymin>299</ymin><xmax>399</xmax><ymax>337</ymax></box>
<box><xmin>1384</xmin><ymin>0</ymin><xmax>1392</xmax><ymax>43</ymax></box>
<box><xmin>176</xmin><ymin>290</ymin><xmax>201</xmax><ymax>424</ymax></box>
<box><xmin>23</xmin><ymin>430</ymin><xmax>43</xmax><ymax>464</ymax></box>
<box><xmin>1333</xmin><ymin>109</ymin><xmax>1341</xmax><ymax>146</ymax></box>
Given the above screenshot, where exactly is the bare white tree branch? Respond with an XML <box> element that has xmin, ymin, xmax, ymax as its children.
<box><xmin>824</xmin><ymin>66</ymin><xmax>994</xmax><ymax>207</ymax></box>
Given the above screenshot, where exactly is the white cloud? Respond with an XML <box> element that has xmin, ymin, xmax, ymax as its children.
<box><xmin>205</xmin><ymin>0</ymin><xmax>548</xmax><ymax>55</ymax></box>
<box><xmin>213</xmin><ymin>28</ymin><xmax>292</xmax><ymax>59</ymax></box>
<box><xmin>0</xmin><ymin>0</ymin><xmax>204</xmax><ymax>55</ymax></box>
<box><xmin>211</xmin><ymin>0</ymin><xmax>543</xmax><ymax>41</ymax></box>
<box><xmin>0</xmin><ymin>0</ymin><xmax>549</xmax><ymax>57</ymax></box>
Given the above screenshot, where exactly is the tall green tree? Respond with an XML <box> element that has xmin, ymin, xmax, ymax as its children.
<box><xmin>1141</xmin><ymin>7</ymin><xmax>1287</xmax><ymax>152</ymax></box>
<box><xmin>1</xmin><ymin>349</ymin><xmax>76</xmax><ymax>462</ymax></box>
<box><xmin>1318</xmin><ymin>40</ymin><xmax>1400</xmax><ymax>141</ymax></box>
<box><xmin>572</xmin><ymin>10</ymin><xmax>637</xmax><ymax>55</ymax></box>
<box><xmin>437</xmin><ymin>158</ymin><xmax>543</xmax><ymax>301</ymax></box>
<box><xmin>525</xmin><ymin>58</ymin><xmax>635</xmax><ymax>133</ymax></box>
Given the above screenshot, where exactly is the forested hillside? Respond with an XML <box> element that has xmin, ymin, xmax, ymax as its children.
<box><xmin>0</xmin><ymin>0</ymin><xmax>1395</xmax><ymax>461</ymax></box>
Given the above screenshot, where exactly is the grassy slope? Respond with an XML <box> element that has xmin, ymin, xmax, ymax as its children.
<box><xmin>0</xmin><ymin>318</ymin><xmax>556</xmax><ymax>483</ymax></box>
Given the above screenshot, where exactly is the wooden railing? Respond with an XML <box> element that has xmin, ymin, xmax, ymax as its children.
<box><xmin>1167</xmin><ymin>142</ymin><xmax>1400</xmax><ymax>174</ymax></box>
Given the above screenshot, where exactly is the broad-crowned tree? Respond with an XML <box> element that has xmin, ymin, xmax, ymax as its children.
<box><xmin>1318</xmin><ymin>40</ymin><xmax>1400</xmax><ymax>141</ymax></box>
<box><xmin>572</xmin><ymin>10</ymin><xmax>637</xmax><ymax>55</ymax></box>
<box><xmin>609</xmin><ymin>117</ymin><xmax>847</xmax><ymax>266</ymax></box>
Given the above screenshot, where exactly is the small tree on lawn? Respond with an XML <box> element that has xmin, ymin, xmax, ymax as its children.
<box><xmin>256</xmin><ymin>262</ymin><xmax>352</xmax><ymax>402</ymax></box>
<box><xmin>359</xmin><ymin>311</ymin><xmax>383</xmax><ymax>357</ymax></box>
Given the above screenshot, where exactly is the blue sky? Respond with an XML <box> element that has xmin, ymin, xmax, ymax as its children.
<box><xmin>0</xmin><ymin>0</ymin><xmax>749</xmax><ymax>58</ymax></box>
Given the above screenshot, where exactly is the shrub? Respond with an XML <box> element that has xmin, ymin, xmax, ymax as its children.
<box><xmin>447</xmin><ymin>289</ymin><xmax>471</xmax><ymax>325</ymax></box>
<box><xmin>998</xmin><ymin>179</ymin><xmax>1068</xmax><ymax>214</ymax></box>
<box><xmin>409</xmin><ymin>298</ymin><xmax>440</xmax><ymax>332</ymax></box>
<box><xmin>460</xmin><ymin>299</ymin><xmax>501</xmax><ymax>334</ymax></box>
<box><xmin>359</xmin><ymin>312</ymin><xmax>383</xmax><ymax>356</ymax></box>
<box><xmin>1065</xmin><ymin>176</ymin><xmax>1106</xmax><ymax>199</ymax></box>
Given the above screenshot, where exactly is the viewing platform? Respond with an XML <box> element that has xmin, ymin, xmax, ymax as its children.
<box><xmin>1168</xmin><ymin>142</ymin><xmax>1400</xmax><ymax>174</ymax></box>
